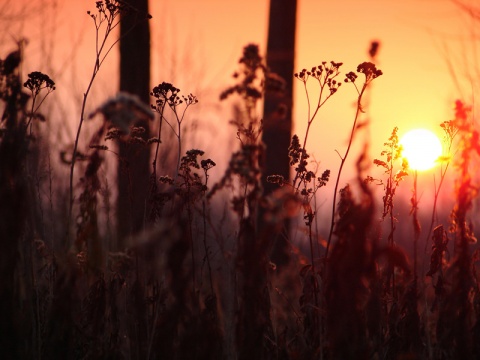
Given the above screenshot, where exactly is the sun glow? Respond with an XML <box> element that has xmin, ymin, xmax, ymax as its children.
<box><xmin>400</xmin><ymin>129</ymin><xmax>443</xmax><ymax>171</ymax></box>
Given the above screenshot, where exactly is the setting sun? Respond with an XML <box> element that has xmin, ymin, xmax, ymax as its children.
<box><xmin>400</xmin><ymin>129</ymin><xmax>443</xmax><ymax>171</ymax></box>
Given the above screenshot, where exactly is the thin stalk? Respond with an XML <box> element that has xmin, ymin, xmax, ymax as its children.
<box><xmin>176</xmin><ymin>115</ymin><xmax>182</xmax><ymax>179</ymax></box>
<box><xmin>325</xmin><ymin>82</ymin><xmax>367</xmax><ymax>261</ymax></box>
<box><xmin>202</xmin><ymin>198</ymin><xmax>214</xmax><ymax>294</ymax></box>
<box><xmin>292</xmin><ymin>74</ymin><xmax>336</xmax><ymax>189</ymax></box>
<box><xmin>202</xmin><ymin>171</ymin><xmax>214</xmax><ymax>294</ymax></box>
<box><xmin>25</xmin><ymin>87</ymin><xmax>54</xmax><ymax>135</ymax></box>
<box><xmin>421</xmin><ymin>137</ymin><xmax>455</xmax><ymax>354</ymax></box>
<box><xmin>30</xmin><ymin>241</ymin><xmax>41</xmax><ymax>360</ymax></box>
<box><xmin>421</xmin><ymin>141</ymin><xmax>454</xmax><ymax>275</ymax></box>
<box><xmin>67</xmin><ymin>18</ymin><xmax>111</xmax><ymax>236</ymax></box>
<box><xmin>68</xmin><ymin>69</ymin><xmax>98</xmax><ymax>237</ymax></box>
<box><xmin>186</xmin><ymin>190</ymin><xmax>198</xmax><ymax>310</ymax></box>
<box><xmin>308</xmin><ymin>222</ymin><xmax>319</xmax><ymax>306</ymax></box>
<box><xmin>387</xmin><ymin>155</ymin><xmax>397</xmax><ymax>299</ymax></box>
<box><xmin>175</xmin><ymin>103</ymin><xmax>193</xmax><ymax>178</ymax></box>
<box><xmin>25</xmin><ymin>95</ymin><xmax>36</xmax><ymax>133</ymax></box>
<box><xmin>146</xmin><ymin>282</ymin><xmax>159</xmax><ymax>360</ymax></box>
<box><xmin>47</xmin><ymin>153</ymin><xmax>55</xmax><ymax>248</ymax></box>
<box><xmin>67</xmin><ymin>7</ymin><xmax>141</xmax><ymax>239</ymax></box>
<box><xmin>412</xmin><ymin>170</ymin><xmax>419</xmax><ymax>285</ymax></box>
<box><xmin>152</xmin><ymin>104</ymin><xmax>166</xmax><ymax>174</ymax></box>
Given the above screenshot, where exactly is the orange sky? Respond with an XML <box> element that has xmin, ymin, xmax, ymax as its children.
<box><xmin>145</xmin><ymin>0</ymin><xmax>477</xmax><ymax>210</ymax></box>
<box><xmin>150</xmin><ymin>0</ymin><xmax>477</xmax><ymax>184</ymax></box>
<box><xmin>1</xmin><ymin>0</ymin><xmax>478</xmax><ymax>218</ymax></box>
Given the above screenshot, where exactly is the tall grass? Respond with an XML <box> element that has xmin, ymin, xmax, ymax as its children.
<box><xmin>0</xmin><ymin>2</ymin><xmax>479</xmax><ymax>359</ymax></box>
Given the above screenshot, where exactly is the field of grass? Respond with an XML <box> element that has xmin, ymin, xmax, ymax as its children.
<box><xmin>1</xmin><ymin>2</ymin><xmax>479</xmax><ymax>359</ymax></box>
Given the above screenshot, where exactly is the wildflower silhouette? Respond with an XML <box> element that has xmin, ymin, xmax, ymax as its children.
<box><xmin>326</xmin><ymin>61</ymin><xmax>383</xmax><ymax>261</ymax></box>
<box><xmin>23</xmin><ymin>71</ymin><xmax>55</xmax><ymax>132</ymax></box>
<box><xmin>68</xmin><ymin>0</ymin><xmax>151</xmax><ymax>239</ymax></box>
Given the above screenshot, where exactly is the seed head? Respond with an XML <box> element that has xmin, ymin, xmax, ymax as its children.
<box><xmin>23</xmin><ymin>71</ymin><xmax>55</xmax><ymax>95</ymax></box>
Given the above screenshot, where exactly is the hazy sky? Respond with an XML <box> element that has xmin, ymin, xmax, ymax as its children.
<box><xmin>152</xmin><ymin>0</ymin><xmax>476</xmax><ymax>181</ymax></box>
<box><xmin>145</xmin><ymin>0</ymin><xmax>477</xmax><ymax>197</ymax></box>
<box><xmin>1</xmin><ymin>0</ymin><xmax>477</xmax><ymax>210</ymax></box>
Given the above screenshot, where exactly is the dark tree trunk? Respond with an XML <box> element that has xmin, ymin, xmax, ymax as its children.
<box><xmin>262</xmin><ymin>0</ymin><xmax>297</xmax><ymax>267</ymax></box>
<box><xmin>118</xmin><ymin>3</ymin><xmax>151</xmax><ymax>356</ymax></box>
<box><xmin>118</xmin><ymin>0</ymin><xmax>151</xmax><ymax>243</ymax></box>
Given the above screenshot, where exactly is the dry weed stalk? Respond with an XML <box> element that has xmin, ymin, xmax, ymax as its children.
<box><xmin>0</xmin><ymin>42</ymin><xmax>55</xmax><ymax>357</ymax></box>
<box><xmin>326</xmin><ymin>152</ymin><xmax>375</xmax><ymax>359</ymax></box>
<box><xmin>325</xmin><ymin>62</ymin><xmax>383</xmax><ymax>261</ymax></box>
<box><xmin>368</xmin><ymin>126</ymin><xmax>409</xmax><ymax>298</ymax></box>
<box><xmin>444</xmin><ymin>100</ymin><xmax>478</xmax><ymax>358</ymax></box>
<box><xmin>68</xmin><ymin>0</ymin><xmax>151</xmax><ymax>239</ymax></box>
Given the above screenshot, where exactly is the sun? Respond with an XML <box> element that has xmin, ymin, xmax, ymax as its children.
<box><xmin>400</xmin><ymin>129</ymin><xmax>443</xmax><ymax>171</ymax></box>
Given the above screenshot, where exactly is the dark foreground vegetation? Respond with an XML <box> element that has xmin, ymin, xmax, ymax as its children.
<box><xmin>1</xmin><ymin>1</ymin><xmax>479</xmax><ymax>359</ymax></box>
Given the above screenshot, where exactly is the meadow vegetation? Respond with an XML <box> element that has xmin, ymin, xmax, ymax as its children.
<box><xmin>1</xmin><ymin>1</ymin><xmax>479</xmax><ymax>359</ymax></box>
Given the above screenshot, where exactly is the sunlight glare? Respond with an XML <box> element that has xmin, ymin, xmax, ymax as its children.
<box><xmin>400</xmin><ymin>129</ymin><xmax>442</xmax><ymax>171</ymax></box>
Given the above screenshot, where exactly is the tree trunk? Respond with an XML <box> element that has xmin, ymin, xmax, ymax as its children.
<box><xmin>262</xmin><ymin>0</ymin><xmax>297</xmax><ymax>267</ymax></box>
<box><xmin>118</xmin><ymin>0</ymin><xmax>151</xmax><ymax>244</ymax></box>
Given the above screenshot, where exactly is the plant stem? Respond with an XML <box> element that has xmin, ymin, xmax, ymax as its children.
<box><xmin>203</xmin><ymin>197</ymin><xmax>214</xmax><ymax>295</ymax></box>
<box><xmin>413</xmin><ymin>170</ymin><xmax>419</xmax><ymax>284</ymax></box>
<box><xmin>67</xmin><ymin>12</ymin><xmax>120</xmax><ymax>238</ymax></box>
<box><xmin>292</xmin><ymin>76</ymin><xmax>332</xmax><ymax>189</ymax></box>
<box><xmin>308</xmin><ymin>222</ymin><xmax>319</xmax><ymax>308</ymax></box>
<box><xmin>325</xmin><ymin>83</ymin><xmax>367</xmax><ymax>261</ymax></box>
<box><xmin>151</xmin><ymin>104</ymin><xmax>165</xmax><ymax>175</ymax></box>
<box><xmin>422</xmin><ymin>151</ymin><xmax>452</xmax><ymax>275</ymax></box>
<box><xmin>67</xmin><ymin>65</ymin><xmax>98</xmax><ymax>237</ymax></box>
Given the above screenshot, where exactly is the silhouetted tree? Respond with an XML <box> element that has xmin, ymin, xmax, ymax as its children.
<box><xmin>118</xmin><ymin>0</ymin><xmax>151</xmax><ymax>242</ymax></box>
<box><xmin>262</xmin><ymin>0</ymin><xmax>297</xmax><ymax>267</ymax></box>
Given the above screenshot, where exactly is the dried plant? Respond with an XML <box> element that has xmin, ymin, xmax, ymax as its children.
<box><xmin>68</xmin><ymin>0</ymin><xmax>152</xmax><ymax>238</ymax></box>
<box><xmin>2</xmin><ymin>5</ymin><xmax>480</xmax><ymax>357</ymax></box>
<box><xmin>326</xmin><ymin>153</ymin><xmax>375</xmax><ymax>359</ymax></box>
<box><xmin>368</xmin><ymin>126</ymin><xmax>409</xmax><ymax>298</ymax></box>
<box><xmin>422</xmin><ymin>115</ymin><xmax>459</xmax><ymax>274</ymax></box>
<box><xmin>150</xmin><ymin>81</ymin><xmax>198</xmax><ymax>178</ymax></box>
<box><xmin>325</xmin><ymin>61</ymin><xmax>383</xmax><ymax>261</ymax></box>
<box><xmin>444</xmin><ymin>100</ymin><xmax>478</xmax><ymax>358</ymax></box>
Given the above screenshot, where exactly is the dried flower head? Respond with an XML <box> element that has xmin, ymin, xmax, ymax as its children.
<box><xmin>344</xmin><ymin>71</ymin><xmax>358</xmax><ymax>83</ymax></box>
<box><xmin>158</xmin><ymin>175</ymin><xmax>174</xmax><ymax>185</ymax></box>
<box><xmin>370</xmin><ymin>127</ymin><xmax>409</xmax><ymax>224</ymax></box>
<box><xmin>88</xmin><ymin>0</ymin><xmax>151</xmax><ymax>21</ymax></box>
<box><xmin>104</xmin><ymin>127</ymin><xmax>123</xmax><ymax>141</ymax></box>
<box><xmin>89</xmin><ymin>144</ymin><xmax>108</xmax><ymax>151</ymax></box>
<box><xmin>239</xmin><ymin>43</ymin><xmax>263</xmax><ymax>70</ymax></box>
<box><xmin>220</xmin><ymin>43</ymin><xmax>266</xmax><ymax>105</ymax></box>
<box><xmin>440</xmin><ymin>119</ymin><xmax>458</xmax><ymax>143</ymax></box>
<box><xmin>23</xmin><ymin>71</ymin><xmax>55</xmax><ymax>95</ymax></box>
<box><xmin>356</xmin><ymin>62</ymin><xmax>383</xmax><ymax>81</ymax></box>
<box><xmin>318</xmin><ymin>169</ymin><xmax>330</xmax><ymax>188</ymax></box>
<box><xmin>180</xmin><ymin>149</ymin><xmax>205</xmax><ymax>170</ymax></box>
<box><xmin>266</xmin><ymin>174</ymin><xmax>286</xmax><ymax>186</ymax></box>
<box><xmin>295</xmin><ymin>61</ymin><xmax>343</xmax><ymax>95</ymax></box>
<box><xmin>288</xmin><ymin>134</ymin><xmax>302</xmax><ymax>166</ymax></box>
<box><xmin>182</xmin><ymin>93</ymin><xmax>199</xmax><ymax>106</ymax></box>
<box><xmin>368</xmin><ymin>40</ymin><xmax>380</xmax><ymax>59</ymax></box>
<box><xmin>150</xmin><ymin>82</ymin><xmax>182</xmax><ymax>109</ymax></box>
<box><xmin>201</xmin><ymin>158</ymin><xmax>216</xmax><ymax>171</ymax></box>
